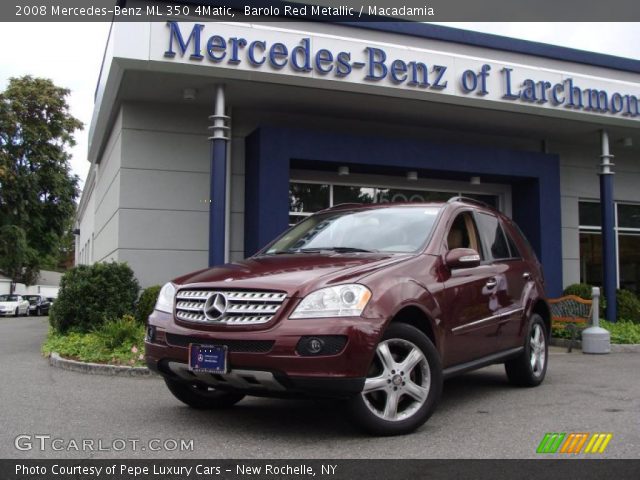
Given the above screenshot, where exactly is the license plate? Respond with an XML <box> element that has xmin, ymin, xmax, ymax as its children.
<box><xmin>188</xmin><ymin>344</ymin><xmax>227</xmax><ymax>374</ymax></box>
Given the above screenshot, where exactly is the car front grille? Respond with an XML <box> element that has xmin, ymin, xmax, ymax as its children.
<box><xmin>165</xmin><ymin>333</ymin><xmax>275</xmax><ymax>353</ymax></box>
<box><xmin>175</xmin><ymin>289</ymin><xmax>287</xmax><ymax>325</ymax></box>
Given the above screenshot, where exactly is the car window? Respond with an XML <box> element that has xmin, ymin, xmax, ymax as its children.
<box><xmin>475</xmin><ymin>212</ymin><xmax>510</xmax><ymax>260</ymax></box>
<box><xmin>503</xmin><ymin>226</ymin><xmax>522</xmax><ymax>259</ymax></box>
<box><xmin>446</xmin><ymin>211</ymin><xmax>482</xmax><ymax>257</ymax></box>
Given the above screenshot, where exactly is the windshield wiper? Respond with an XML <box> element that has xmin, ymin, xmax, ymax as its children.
<box><xmin>299</xmin><ymin>247</ymin><xmax>377</xmax><ymax>253</ymax></box>
<box><xmin>263</xmin><ymin>246</ymin><xmax>377</xmax><ymax>255</ymax></box>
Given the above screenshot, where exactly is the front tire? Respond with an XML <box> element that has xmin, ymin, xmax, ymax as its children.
<box><xmin>14</xmin><ymin>308</ymin><xmax>19</xmax><ymax>318</ymax></box>
<box><xmin>505</xmin><ymin>314</ymin><xmax>548</xmax><ymax>387</ymax></box>
<box><xmin>349</xmin><ymin>323</ymin><xmax>442</xmax><ymax>436</ymax></box>
<box><xmin>164</xmin><ymin>378</ymin><xmax>245</xmax><ymax>409</ymax></box>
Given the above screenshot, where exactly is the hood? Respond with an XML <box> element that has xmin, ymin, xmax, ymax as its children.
<box><xmin>173</xmin><ymin>253</ymin><xmax>413</xmax><ymax>297</ymax></box>
<box><xmin>0</xmin><ymin>301</ymin><xmax>19</xmax><ymax>307</ymax></box>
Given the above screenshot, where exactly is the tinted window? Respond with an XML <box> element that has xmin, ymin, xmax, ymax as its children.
<box><xmin>504</xmin><ymin>227</ymin><xmax>522</xmax><ymax>258</ymax></box>
<box><xmin>333</xmin><ymin>185</ymin><xmax>376</xmax><ymax>205</ymax></box>
<box><xmin>618</xmin><ymin>204</ymin><xmax>640</xmax><ymax>229</ymax></box>
<box><xmin>579</xmin><ymin>202</ymin><xmax>601</xmax><ymax>227</ymax></box>
<box><xmin>475</xmin><ymin>213</ymin><xmax>510</xmax><ymax>260</ymax></box>
<box><xmin>289</xmin><ymin>182</ymin><xmax>330</xmax><ymax>213</ymax></box>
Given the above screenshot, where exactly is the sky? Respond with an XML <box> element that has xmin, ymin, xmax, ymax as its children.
<box><xmin>0</xmin><ymin>22</ymin><xmax>638</xmax><ymax>193</ymax></box>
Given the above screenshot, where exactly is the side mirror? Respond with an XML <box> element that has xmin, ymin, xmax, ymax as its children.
<box><xmin>445</xmin><ymin>248</ymin><xmax>481</xmax><ymax>269</ymax></box>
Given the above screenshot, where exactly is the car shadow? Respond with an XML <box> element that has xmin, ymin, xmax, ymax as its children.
<box><xmin>153</xmin><ymin>366</ymin><xmax>514</xmax><ymax>439</ymax></box>
<box><xmin>160</xmin><ymin>396</ymin><xmax>360</xmax><ymax>439</ymax></box>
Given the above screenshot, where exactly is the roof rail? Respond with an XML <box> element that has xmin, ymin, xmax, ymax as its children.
<box><xmin>446</xmin><ymin>196</ymin><xmax>490</xmax><ymax>208</ymax></box>
<box><xmin>316</xmin><ymin>203</ymin><xmax>363</xmax><ymax>214</ymax></box>
<box><xmin>326</xmin><ymin>203</ymin><xmax>363</xmax><ymax>210</ymax></box>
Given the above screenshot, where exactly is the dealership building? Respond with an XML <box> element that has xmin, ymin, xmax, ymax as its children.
<box><xmin>76</xmin><ymin>13</ymin><xmax>640</xmax><ymax>317</ymax></box>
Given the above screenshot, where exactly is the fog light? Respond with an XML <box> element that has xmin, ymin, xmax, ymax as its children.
<box><xmin>296</xmin><ymin>335</ymin><xmax>348</xmax><ymax>356</ymax></box>
<box><xmin>307</xmin><ymin>338</ymin><xmax>324</xmax><ymax>354</ymax></box>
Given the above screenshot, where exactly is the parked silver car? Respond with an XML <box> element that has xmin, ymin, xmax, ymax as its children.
<box><xmin>0</xmin><ymin>295</ymin><xmax>30</xmax><ymax>317</ymax></box>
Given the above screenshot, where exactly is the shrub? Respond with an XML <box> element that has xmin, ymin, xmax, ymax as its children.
<box><xmin>49</xmin><ymin>262</ymin><xmax>140</xmax><ymax>333</ymax></box>
<box><xmin>96</xmin><ymin>315</ymin><xmax>142</xmax><ymax>350</ymax></box>
<box><xmin>563</xmin><ymin>283</ymin><xmax>595</xmax><ymax>300</ymax></box>
<box><xmin>616</xmin><ymin>289</ymin><xmax>640</xmax><ymax>323</ymax></box>
<box><xmin>135</xmin><ymin>285</ymin><xmax>161</xmax><ymax>325</ymax></box>
<box><xmin>601</xmin><ymin>320</ymin><xmax>640</xmax><ymax>344</ymax></box>
<box><xmin>42</xmin><ymin>315</ymin><xmax>146</xmax><ymax>366</ymax></box>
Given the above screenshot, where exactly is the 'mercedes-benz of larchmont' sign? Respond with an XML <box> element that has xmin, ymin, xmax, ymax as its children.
<box><xmin>153</xmin><ymin>21</ymin><xmax>639</xmax><ymax>122</ymax></box>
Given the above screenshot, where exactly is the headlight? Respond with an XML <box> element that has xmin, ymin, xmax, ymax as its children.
<box><xmin>290</xmin><ymin>284</ymin><xmax>372</xmax><ymax>319</ymax></box>
<box><xmin>155</xmin><ymin>282</ymin><xmax>176</xmax><ymax>313</ymax></box>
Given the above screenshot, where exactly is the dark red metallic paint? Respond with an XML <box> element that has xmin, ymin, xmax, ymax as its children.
<box><xmin>145</xmin><ymin>201</ymin><xmax>548</xmax><ymax>394</ymax></box>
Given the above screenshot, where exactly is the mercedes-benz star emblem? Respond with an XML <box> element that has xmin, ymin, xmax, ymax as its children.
<box><xmin>203</xmin><ymin>292</ymin><xmax>228</xmax><ymax>321</ymax></box>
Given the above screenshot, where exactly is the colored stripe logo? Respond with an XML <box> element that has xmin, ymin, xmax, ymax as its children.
<box><xmin>537</xmin><ymin>433</ymin><xmax>612</xmax><ymax>454</ymax></box>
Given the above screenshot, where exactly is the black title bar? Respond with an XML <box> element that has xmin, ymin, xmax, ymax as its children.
<box><xmin>3</xmin><ymin>0</ymin><xmax>640</xmax><ymax>21</ymax></box>
<box><xmin>2</xmin><ymin>459</ymin><xmax>640</xmax><ymax>480</ymax></box>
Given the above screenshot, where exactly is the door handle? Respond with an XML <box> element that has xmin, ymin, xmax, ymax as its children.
<box><xmin>485</xmin><ymin>278</ymin><xmax>497</xmax><ymax>289</ymax></box>
<box><xmin>523</xmin><ymin>272</ymin><xmax>531</xmax><ymax>280</ymax></box>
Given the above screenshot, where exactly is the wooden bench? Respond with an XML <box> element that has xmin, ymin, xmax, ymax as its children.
<box><xmin>548</xmin><ymin>295</ymin><xmax>593</xmax><ymax>352</ymax></box>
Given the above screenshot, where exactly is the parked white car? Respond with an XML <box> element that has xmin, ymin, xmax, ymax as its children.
<box><xmin>0</xmin><ymin>295</ymin><xmax>30</xmax><ymax>317</ymax></box>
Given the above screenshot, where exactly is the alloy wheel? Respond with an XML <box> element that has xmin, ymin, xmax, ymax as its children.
<box><xmin>530</xmin><ymin>323</ymin><xmax>546</xmax><ymax>377</ymax></box>
<box><xmin>361</xmin><ymin>338</ymin><xmax>431</xmax><ymax>422</ymax></box>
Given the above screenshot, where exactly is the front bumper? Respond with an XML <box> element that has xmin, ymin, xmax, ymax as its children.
<box><xmin>145</xmin><ymin>310</ymin><xmax>383</xmax><ymax>398</ymax></box>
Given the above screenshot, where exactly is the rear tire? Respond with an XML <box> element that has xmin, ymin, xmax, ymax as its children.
<box><xmin>348</xmin><ymin>323</ymin><xmax>442</xmax><ymax>436</ymax></box>
<box><xmin>164</xmin><ymin>378</ymin><xmax>245</xmax><ymax>409</ymax></box>
<box><xmin>505</xmin><ymin>314</ymin><xmax>548</xmax><ymax>387</ymax></box>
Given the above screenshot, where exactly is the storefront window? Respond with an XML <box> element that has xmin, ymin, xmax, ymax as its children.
<box><xmin>289</xmin><ymin>182</ymin><xmax>329</xmax><ymax>225</ymax></box>
<box><xmin>465</xmin><ymin>193</ymin><xmax>499</xmax><ymax>209</ymax></box>
<box><xmin>289</xmin><ymin>181</ymin><xmax>499</xmax><ymax>227</ymax></box>
<box><xmin>333</xmin><ymin>185</ymin><xmax>376</xmax><ymax>205</ymax></box>
<box><xmin>618</xmin><ymin>204</ymin><xmax>640</xmax><ymax>229</ymax></box>
<box><xmin>579</xmin><ymin>231</ymin><xmax>603</xmax><ymax>289</ymax></box>
<box><xmin>619</xmin><ymin>234</ymin><xmax>640</xmax><ymax>293</ymax></box>
<box><xmin>578</xmin><ymin>201</ymin><xmax>601</xmax><ymax>227</ymax></box>
<box><xmin>578</xmin><ymin>201</ymin><xmax>640</xmax><ymax>294</ymax></box>
<box><xmin>376</xmin><ymin>189</ymin><xmax>450</xmax><ymax>203</ymax></box>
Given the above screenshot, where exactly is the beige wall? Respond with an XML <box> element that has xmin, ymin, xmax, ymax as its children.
<box><xmin>80</xmin><ymin>100</ymin><xmax>640</xmax><ymax>290</ymax></box>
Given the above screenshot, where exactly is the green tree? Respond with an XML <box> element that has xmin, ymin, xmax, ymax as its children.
<box><xmin>0</xmin><ymin>76</ymin><xmax>82</xmax><ymax>291</ymax></box>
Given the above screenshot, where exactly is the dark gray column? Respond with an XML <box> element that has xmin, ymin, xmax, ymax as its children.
<box><xmin>599</xmin><ymin>130</ymin><xmax>617</xmax><ymax>322</ymax></box>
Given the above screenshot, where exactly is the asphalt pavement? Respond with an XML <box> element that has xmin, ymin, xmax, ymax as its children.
<box><xmin>0</xmin><ymin>316</ymin><xmax>638</xmax><ymax>459</ymax></box>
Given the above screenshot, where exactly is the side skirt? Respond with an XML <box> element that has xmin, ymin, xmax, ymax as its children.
<box><xmin>443</xmin><ymin>346</ymin><xmax>524</xmax><ymax>380</ymax></box>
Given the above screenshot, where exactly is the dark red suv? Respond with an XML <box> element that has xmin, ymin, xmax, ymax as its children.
<box><xmin>145</xmin><ymin>197</ymin><xmax>549</xmax><ymax>435</ymax></box>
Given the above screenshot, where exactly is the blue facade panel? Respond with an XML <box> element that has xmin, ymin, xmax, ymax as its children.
<box><xmin>244</xmin><ymin>126</ymin><xmax>563</xmax><ymax>296</ymax></box>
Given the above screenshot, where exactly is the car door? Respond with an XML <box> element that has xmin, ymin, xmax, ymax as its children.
<box><xmin>441</xmin><ymin>210</ymin><xmax>502</xmax><ymax>367</ymax></box>
<box><xmin>474</xmin><ymin>212</ymin><xmax>529</xmax><ymax>351</ymax></box>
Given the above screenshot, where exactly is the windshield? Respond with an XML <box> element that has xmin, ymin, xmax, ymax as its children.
<box><xmin>0</xmin><ymin>295</ymin><xmax>19</xmax><ymax>302</ymax></box>
<box><xmin>265</xmin><ymin>206</ymin><xmax>441</xmax><ymax>255</ymax></box>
